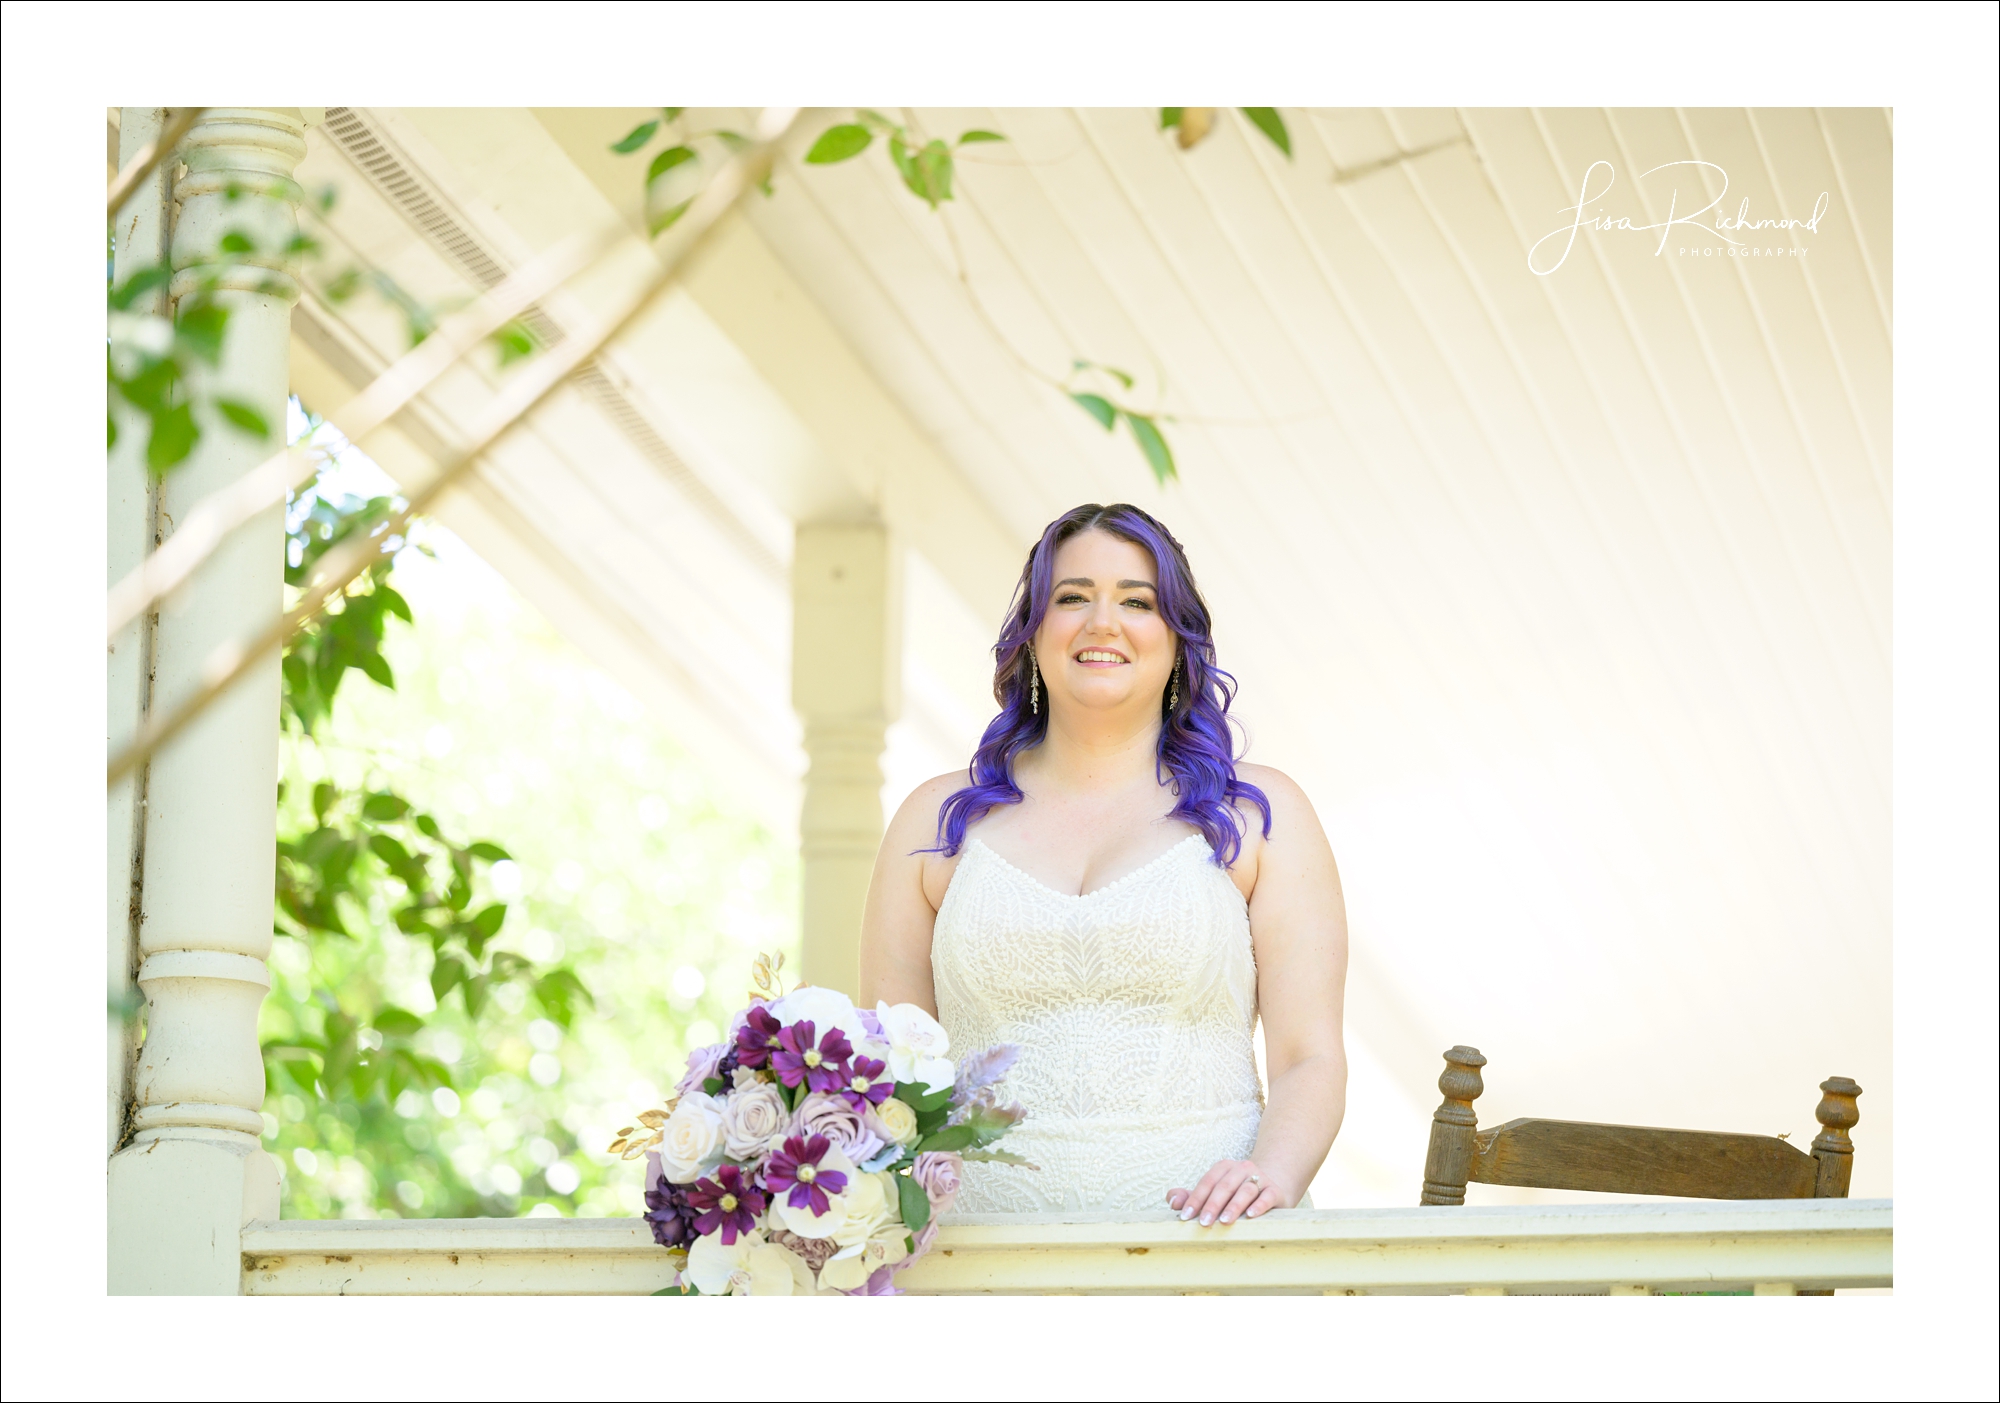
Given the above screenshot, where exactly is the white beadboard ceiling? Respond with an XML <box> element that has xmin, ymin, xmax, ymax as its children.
<box><xmin>290</xmin><ymin>107</ymin><xmax>1892</xmax><ymax>1204</ymax></box>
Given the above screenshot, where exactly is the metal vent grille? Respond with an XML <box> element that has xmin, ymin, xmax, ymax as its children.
<box><xmin>318</xmin><ymin>107</ymin><xmax>780</xmax><ymax>577</ymax></box>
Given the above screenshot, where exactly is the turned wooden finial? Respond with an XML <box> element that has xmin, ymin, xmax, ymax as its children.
<box><xmin>1810</xmin><ymin>1076</ymin><xmax>1862</xmax><ymax>1198</ymax></box>
<box><xmin>1420</xmin><ymin>1046</ymin><xmax>1488</xmax><ymax>1206</ymax></box>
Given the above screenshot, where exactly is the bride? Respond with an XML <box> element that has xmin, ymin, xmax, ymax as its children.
<box><xmin>861</xmin><ymin>503</ymin><xmax>1349</xmax><ymax>1224</ymax></box>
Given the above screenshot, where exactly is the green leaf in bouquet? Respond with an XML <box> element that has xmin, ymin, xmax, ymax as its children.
<box><xmin>916</xmin><ymin>1124</ymin><xmax>979</xmax><ymax>1154</ymax></box>
<box><xmin>652</xmin><ymin>1283</ymin><xmax>696</xmax><ymax>1296</ymax></box>
<box><xmin>913</xmin><ymin>1103</ymin><xmax>950</xmax><ymax>1136</ymax></box>
<box><xmin>702</xmin><ymin>1077</ymin><xmax>725</xmax><ymax>1095</ymax></box>
<box><xmin>897</xmin><ymin>1171</ymin><xmax>931</xmax><ymax>1233</ymax></box>
<box><xmin>895</xmin><ymin>1080</ymin><xmax>953</xmax><ymax>1113</ymax></box>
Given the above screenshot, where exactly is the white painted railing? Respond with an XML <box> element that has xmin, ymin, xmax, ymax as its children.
<box><xmin>240</xmin><ymin>1197</ymin><xmax>1889</xmax><ymax>1295</ymax></box>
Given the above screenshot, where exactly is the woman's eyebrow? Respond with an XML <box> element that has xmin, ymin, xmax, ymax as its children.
<box><xmin>1053</xmin><ymin>576</ymin><xmax>1157</xmax><ymax>590</ymax></box>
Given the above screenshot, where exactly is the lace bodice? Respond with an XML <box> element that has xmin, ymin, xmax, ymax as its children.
<box><xmin>932</xmin><ymin>833</ymin><xmax>1263</xmax><ymax>1212</ymax></box>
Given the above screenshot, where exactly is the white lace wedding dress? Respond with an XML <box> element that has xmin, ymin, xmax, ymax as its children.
<box><xmin>932</xmin><ymin>833</ymin><xmax>1264</xmax><ymax>1212</ymax></box>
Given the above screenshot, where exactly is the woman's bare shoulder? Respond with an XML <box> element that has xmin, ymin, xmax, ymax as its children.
<box><xmin>1236</xmin><ymin>763</ymin><xmax>1318</xmax><ymax>817</ymax></box>
<box><xmin>885</xmin><ymin>770</ymin><xmax>973</xmax><ymax>845</ymax></box>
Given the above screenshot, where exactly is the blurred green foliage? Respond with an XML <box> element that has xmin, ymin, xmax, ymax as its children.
<box><xmin>612</xmin><ymin>105</ymin><xmax>1195</xmax><ymax>484</ymax></box>
<box><xmin>262</xmin><ymin>423</ymin><xmax>798</xmax><ymax>1220</ymax></box>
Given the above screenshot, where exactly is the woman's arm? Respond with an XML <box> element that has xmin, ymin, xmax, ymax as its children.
<box><xmin>856</xmin><ymin>771</ymin><xmax>966</xmax><ymax>1015</ymax></box>
<box><xmin>1169</xmin><ymin>766</ymin><xmax>1349</xmax><ymax>1224</ymax></box>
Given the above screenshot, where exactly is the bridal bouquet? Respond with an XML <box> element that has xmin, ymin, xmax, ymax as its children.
<box><xmin>608</xmin><ymin>954</ymin><xmax>1028</xmax><ymax>1295</ymax></box>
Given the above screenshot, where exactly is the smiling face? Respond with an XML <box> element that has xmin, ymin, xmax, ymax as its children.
<box><xmin>1032</xmin><ymin>528</ymin><xmax>1177</xmax><ymax>718</ymax></box>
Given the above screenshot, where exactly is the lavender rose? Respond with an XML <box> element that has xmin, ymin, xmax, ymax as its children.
<box><xmin>676</xmin><ymin>1043</ymin><xmax>729</xmax><ymax>1098</ymax></box>
<box><xmin>791</xmin><ymin>1091</ymin><xmax>886</xmax><ymax>1168</ymax></box>
<box><xmin>720</xmin><ymin>1078</ymin><xmax>790</xmax><ymax>1163</ymax></box>
<box><xmin>912</xmin><ymin>1150</ymin><xmax>964</xmax><ymax>1210</ymax></box>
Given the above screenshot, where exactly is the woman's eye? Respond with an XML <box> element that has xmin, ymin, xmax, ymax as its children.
<box><xmin>1056</xmin><ymin>592</ymin><xmax>1085</xmax><ymax>605</ymax></box>
<box><xmin>1122</xmin><ymin>598</ymin><xmax>1153</xmax><ymax>610</ymax></box>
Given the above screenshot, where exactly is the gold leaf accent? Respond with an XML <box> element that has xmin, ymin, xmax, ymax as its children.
<box><xmin>615</xmin><ymin>1125</ymin><xmax>636</xmax><ymax>1138</ymax></box>
<box><xmin>637</xmin><ymin>1109</ymin><xmax>669</xmax><ymax>1128</ymax></box>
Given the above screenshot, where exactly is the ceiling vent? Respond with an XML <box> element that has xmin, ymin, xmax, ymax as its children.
<box><xmin>319</xmin><ymin>107</ymin><xmax>780</xmax><ymax>578</ymax></box>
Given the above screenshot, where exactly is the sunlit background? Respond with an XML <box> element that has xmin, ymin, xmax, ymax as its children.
<box><xmin>266</xmin><ymin>106</ymin><xmax>1892</xmax><ymax>1216</ymax></box>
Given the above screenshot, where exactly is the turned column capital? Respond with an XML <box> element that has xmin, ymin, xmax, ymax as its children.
<box><xmin>169</xmin><ymin>107</ymin><xmax>310</xmax><ymax>304</ymax></box>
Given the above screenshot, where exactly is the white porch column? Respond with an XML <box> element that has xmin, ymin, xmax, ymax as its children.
<box><xmin>792</xmin><ymin>522</ymin><xmax>901</xmax><ymax>996</ymax></box>
<box><xmin>108</xmin><ymin>108</ymin><xmax>171</xmax><ymax>1159</ymax></box>
<box><xmin>108</xmin><ymin>108</ymin><xmax>311</xmax><ymax>1294</ymax></box>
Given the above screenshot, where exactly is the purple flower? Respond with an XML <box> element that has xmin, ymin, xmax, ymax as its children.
<box><xmin>912</xmin><ymin>1151</ymin><xmax>964</xmax><ymax>1210</ymax></box>
<box><xmin>734</xmin><ymin>1005</ymin><xmax>784</xmax><ymax>1069</ymax></box>
<box><xmin>953</xmin><ymin>1043</ymin><xmax>1021</xmax><ymax>1100</ymax></box>
<box><xmin>764</xmin><ymin>1133</ymin><xmax>849</xmax><ymax>1216</ymax></box>
<box><xmin>792</xmin><ymin>1091</ymin><xmax>885</xmax><ymax>1168</ymax></box>
<box><xmin>676</xmin><ymin>1042</ymin><xmax>729</xmax><ymax>1098</ymax></box>
<box><xmin>771</xmin><ymin>1020</ymin><xmax>853</xmax><ymax>1093</ymax></box>
<box><xmin>643</xmin><ymin>1150</ymin><xmax>699</xmax><ymax>1249</ymax></box>
<box><xmin>685</xmin><ymin>1163</ymin><xmax>768</xmax><ymax>1245</ymax></box>
<box><xmin>836</xmin><ymin>1054</ymin><xmax>892</xmax><ymax>1112</ymax></box>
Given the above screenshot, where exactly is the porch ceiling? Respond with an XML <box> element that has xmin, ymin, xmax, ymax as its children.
<box><xmin>289</xmin><ymin>107</ymin><xmax>1892</xmax><ymax>1196</ymax></box>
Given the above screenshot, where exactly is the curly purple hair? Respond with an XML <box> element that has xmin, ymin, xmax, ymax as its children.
<box><xmin>929</xmin><ymin>503</ymin><xmax>1271</xmax><ymax>867</ymax></box>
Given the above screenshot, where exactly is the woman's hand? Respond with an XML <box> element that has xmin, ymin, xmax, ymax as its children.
<box><xmin>1166</xmin><ymin>1159</ymin><xmax>1283</xmax><ymax>1226</ymax></box>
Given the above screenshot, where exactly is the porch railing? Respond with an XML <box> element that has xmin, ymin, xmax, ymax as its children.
<box><xmin>240</xmin><ymin>1196</ymin><xmax>1890</xmax><ymax>1295</ymax></box>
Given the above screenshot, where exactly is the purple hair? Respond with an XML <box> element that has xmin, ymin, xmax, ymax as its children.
<box><xmin>929</xmin><ymin>503</ymin><xmax>1271</xmax><ymax>868</ymax></box>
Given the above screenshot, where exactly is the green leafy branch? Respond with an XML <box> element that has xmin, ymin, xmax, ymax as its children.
<box><xmin>107</xmin><ymin>210</ymin><xmax>296</xmax><ymax>475</ymax></box>
<box><xmin>267</xmin><ymin>475</ymin><xmax>593</xmax><ymax>1208</ymax></box>
<box><xmin>610</xmin><ymin>107</ymin><xmax>773</xmax><ymax>236</ymax></box>
<box><xmin>304</xmin><ymin>185</ymin><xmax>537</xmax><ymax>368</ymax></box>
<box><xmin>1065</xmin><ymin>361</ymin><xmax>1178</xmax><ymax>485</ymax></box>
<box><xmin>1160</xmin><ymin>107</ymin><xmax>1293</xmax><ymax>157</ymax></box>
<box><xmin>802</xmin><ymin>110</ymin><xmax>1004</xmax><ymax>210</ymax></box>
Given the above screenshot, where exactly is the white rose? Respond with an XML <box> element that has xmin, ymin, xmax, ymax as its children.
<box><xmin>657</xmin><ymin>1092</ymin><xmax>726</xmax><ymax>1184</ymax></box>
<box><xmin>869</xmin><ymin>1095</ymin><xmax>920</xmax><ymax>1147</ymax></box>
<box><xmin>769</xmin><ymin>985</ymin><xmax>875</xmax><ymax>1055</ymax></box>
<box><xmin>828</xmin><ymin>1170</ymin><xmax>897</xmax><ymax>1252</ymax></box>
<box><xmin>770</xmin><ymin>1145</ymin><xmax>862</xmax><ymax>1240</ymax></box>
<box><xmin>876</xmin><ymin>1001</ymin><xmax>954</xmax><ymax>1093</ymax></box>
<box><xmin>819</xmin><ymin>1221</ymin><xmax>914</xmax><ymax>1292</ymax></box>
<box><xmin>719</xmin><ymin>1081</ymin><xmax>790</xmax><ymax>1163</ymax></box>
<box><xmin>685</xmin><ymin>1230</ymin><xmax>796</xmax><ymax>1296</ymax></box>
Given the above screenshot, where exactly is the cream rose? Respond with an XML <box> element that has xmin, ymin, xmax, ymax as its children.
<box><xmin>719</xmin><ymin>1080</ymin><xmax>790</xmax><ymax>1163</ymax></box>
<box><xmin>868</xmin><ymin>1095</ymin><xmax>920</xmax><ymax>1147</ymax></box>
<box><xmin>828</xmin><ymin>1170</ymin><xmax>898</xmax><ymax>1251</ymax></box>
<box><xmin>657</xmin><ymin>1091</ymin><xmax>726</xmax><ymax>1184</ymax></box>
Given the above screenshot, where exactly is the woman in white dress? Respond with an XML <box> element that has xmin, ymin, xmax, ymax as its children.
<box><xmin>861</xmin><ymin>504</ymin><xmax>1348</xmax><ymax>1225</ymax></box>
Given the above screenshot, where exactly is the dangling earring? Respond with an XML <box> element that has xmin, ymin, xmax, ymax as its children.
<box><xmin>1168</xmin><ymin>654</ymin><xmax>1181</xmax><ymax>712</ymax></box>
<box><xmin>1029</xmin><ymin>650</ymin><xmax>1039</xmax><ymax>715</ymax></box>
